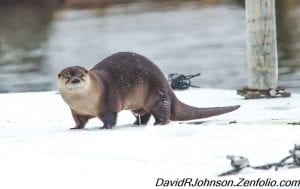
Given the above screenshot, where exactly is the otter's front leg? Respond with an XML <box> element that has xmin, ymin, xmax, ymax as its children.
<box><xmin>70</xmin><ymin>109</ymin><xmax>90</xmax><ymax>129</ymax></box>
<box><xmin>99</xmin><ymin>112</ymin><xmax>117</xmax><ymax>129</ymax></box>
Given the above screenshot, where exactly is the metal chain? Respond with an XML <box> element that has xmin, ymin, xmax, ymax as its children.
<box><xmin>168</xmin><ymin>73</ymin><xmax>201</xmax><ymax>90</ymax></box>
<box><xmin>219</xmin><ymin>144</ymin><xmax>300</xmax><ymax>177</ymax></box>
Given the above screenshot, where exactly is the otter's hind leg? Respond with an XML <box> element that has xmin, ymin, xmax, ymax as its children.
<box><xmin>133</xmin><ymin>113</ymin><xmax>151</xmax><ymax>125</ymax></box>
<box><xmin>151</xmin><ymin>99</ymin><xmax>171</xmax><ymax>125</ymax></box>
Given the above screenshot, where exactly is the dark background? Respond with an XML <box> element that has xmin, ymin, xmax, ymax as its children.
<box><xmin>0</xmin><ymin>0</ymin><xmax>299</xmax><ymax>93</ymax></box>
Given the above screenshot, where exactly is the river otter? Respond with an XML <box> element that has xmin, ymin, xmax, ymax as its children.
<box><xmin>57</xmin><ymin>52</ymin><xmax>240</xmax><ymax>129</ymax></box>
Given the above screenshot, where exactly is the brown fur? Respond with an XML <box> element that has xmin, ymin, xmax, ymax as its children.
<box><xmin>58</xmin><ymin>52</ymin><xmax>240</xmax><ymax>129</ymax></box>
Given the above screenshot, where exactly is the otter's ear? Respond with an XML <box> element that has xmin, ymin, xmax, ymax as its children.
<box><xmin>84</xmin><ymin>70</ymin><xmax>88</xmax><ymax>74</ymax></box>
<box><xmin>58</xmin><ymin>73</ymin><xmax>61</xmax><ymax>78</ymax></box>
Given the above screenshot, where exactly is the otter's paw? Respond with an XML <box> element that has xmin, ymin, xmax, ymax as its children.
<box><xmin>69</xmin><ymin>127</ymin><xmax>83</xmax><ymax>130</ymax></box>
<box><xmin>99</xmin><ymin>125</ymin><xmax>114</xmax><ymax>129</ymax></box>
<box><xmin>154</xmin><ymin>120</ymin><xmax>170</xmax><ymax>125</ymax></box>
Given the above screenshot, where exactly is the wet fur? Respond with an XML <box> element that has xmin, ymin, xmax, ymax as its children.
<box><xmin>58</xmin><ymin>52</ymin><xmax>240</xmax><ymax>129</ymax></box>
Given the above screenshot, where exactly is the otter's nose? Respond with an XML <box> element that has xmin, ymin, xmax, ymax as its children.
<box><xmin>71</xmin><ymin>79</ymin><xmax>80</xmax><ymax>84</ymax></box>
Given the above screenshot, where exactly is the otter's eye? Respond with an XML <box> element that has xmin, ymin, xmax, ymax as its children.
<box><xmin>76</xmin><ymin>72</ymin><xmax>83</xmax><ymax>77</ymax></box>
<box><xmin>64</xmin><ymin>72</ymin><xmax>71</xmax><ymax>79</ymax></box>
<box><xmin>58</xmin><ymin>73</ymin><xmax>61</xmax><ymax>78</ymax></box>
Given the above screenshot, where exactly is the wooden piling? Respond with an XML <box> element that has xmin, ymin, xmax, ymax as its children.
<box><xmin>238</xmin><ymin>0</ymin><xmax>290</xmax><ymax>99</ymax></box>
<box><xmin>246</xmin><ymin>0</ymin><xmax>277</xmax><ymax>89</ymax></box>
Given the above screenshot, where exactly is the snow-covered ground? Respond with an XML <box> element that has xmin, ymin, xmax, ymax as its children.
<box><xmin>0</xmin><ymin>88</ymin><xmax>299</xmax><ymax>189</ymax></box>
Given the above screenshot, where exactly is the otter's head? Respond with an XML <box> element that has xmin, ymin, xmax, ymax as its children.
<box><xmin>57</xmin><ymin>66</ymin><xmax>90</xmax><ymax>93</ymax></box>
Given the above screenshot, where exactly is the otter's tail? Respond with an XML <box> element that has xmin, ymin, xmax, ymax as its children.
<box><xmin>170</xmin><ymin>99</ymin><xmax>240</xmax><ymax>121</ymax></box>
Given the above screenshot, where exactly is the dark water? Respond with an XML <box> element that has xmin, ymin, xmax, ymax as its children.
<box><xmin>0</xmin><ymin>0</ymin><xmax>299</xmax><ymax>93</ymax></box>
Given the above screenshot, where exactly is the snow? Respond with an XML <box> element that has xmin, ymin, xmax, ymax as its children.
<box><xmin>0</xmin><ymin>88</ymin><xmax>299</xmax><ymax>189</ymax></box>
